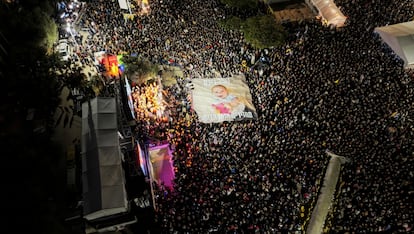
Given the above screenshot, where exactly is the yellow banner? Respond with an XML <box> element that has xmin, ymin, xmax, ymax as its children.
<box><xmin>123</xmin><ymin>13</ymin><xmax>135</xmax><ymax>20</ymax></box>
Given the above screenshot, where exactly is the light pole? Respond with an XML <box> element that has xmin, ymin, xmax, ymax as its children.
<box><xmin>126</xmin><ymin>0</ymin><xmax>132</xmax><ymax>14</ymax></box>
<box><xmin>66</xmin><ymin>22</ymin><xmax>79</xmax><ymax>47</ymax></box>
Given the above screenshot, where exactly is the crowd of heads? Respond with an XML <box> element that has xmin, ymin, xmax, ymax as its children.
<box><xmin>78</xmin><ymin>0</ymin><xmax>414</xmax><ymax>233</ymax></box>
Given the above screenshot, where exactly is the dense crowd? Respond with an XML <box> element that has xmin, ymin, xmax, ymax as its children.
<box><xmin>78</xmin><ymin>0</ymin><xmax>414</xmax><ymax>233</ymax></box>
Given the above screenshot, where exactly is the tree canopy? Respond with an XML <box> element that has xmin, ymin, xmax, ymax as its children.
<box><xmin>121</xmin><ymin>55</ymin><xmax>159</xmax><ymax>84</ymax></box>
<box><xmin>220</xmin><ymin>15</ymin><xmax>287</xmax><ymax>49</ymax></box>
<box><xmin>220</xmin><ymin>0</ymin><xmax>259</xmax><ymax>9</ymax></box>
<box><xmin>243</xmin><ymin>15</ymin><xmax>287</xmax><ymax>49</ymax></box>
<box><xmin>1</xmin><ymin>3</ymin><xmax>58</xmax><ymax>53</ymax></box>
<box><xmin>1</xmin><ymin>1</ymin><xmax>74</xmax><ymax>233</ymax></box>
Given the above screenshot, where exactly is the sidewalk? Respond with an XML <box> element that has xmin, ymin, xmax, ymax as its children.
<box><xmin>306</xmin><ymin>151</ymin><xmax>349</xmax><ymax>234</ymax></box>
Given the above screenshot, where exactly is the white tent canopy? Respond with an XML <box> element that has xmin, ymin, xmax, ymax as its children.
<box><xmin>310</xmin><ymin>0</ymin><xmax>347</xmax><ymax>27</ymax></box>
<box><xmin>81</xmin><ymin>97</ymin><xmax>128</xmax><ymax>221</ymax></box>
<box><xmin>375</xmin><ymin>21</ymin><xmax>414</xmax><ymax>68</ymax></box>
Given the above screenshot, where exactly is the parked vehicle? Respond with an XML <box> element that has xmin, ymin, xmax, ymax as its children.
<box><xmin>57</xmin><ymin>39</ymin><xmax>71</xmax><ymax>61</ymax></box>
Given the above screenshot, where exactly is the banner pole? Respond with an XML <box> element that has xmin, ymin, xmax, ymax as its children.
<box><xmin>146</xmin><ymin>144</ymin><xmax>157</xmax><ymax>212</ymax></box>
<box><xmin>127</xmin><ymin>0</ymin><xmax>132</xmax><ymax>14</ymax></box>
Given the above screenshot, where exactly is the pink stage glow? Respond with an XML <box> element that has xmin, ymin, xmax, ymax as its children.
<box><xmin>148</xmin><ymin>144</ymin><xmax>175</xmax><ymax>190</ymax></box>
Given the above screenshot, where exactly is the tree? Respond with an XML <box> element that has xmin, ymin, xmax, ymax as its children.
<box><xmin>242</xmin><ymin>14</ymin><xmax>287</xmax><ymax>49</ymax></box>
<box><xmin>1</xmin><ymin>5</ymin><xmax>58</xmax><ymax>53</ymax></box>
<box><xmin>220</xmin><ymin>14</ymin><xmax>287</xmax><ymax>49</ymax></box>
<box><xmin>219</xmin><ymin>16</ymin><xmax>243</xmax><ymax>30</ymax></box>
<box><xmin>1</xmin><ymin>1</ymin><xmax>74</xmax><ymax>233</ymax></box>
<box><xmin>121</xmin><ymin>55</ymin><xmax>159</xmax><ymax>84</ymax></box>
<box><xmin>220</xmin><ymin>0</ymin><xmax>258</xmax><ymax>9</ymax></box>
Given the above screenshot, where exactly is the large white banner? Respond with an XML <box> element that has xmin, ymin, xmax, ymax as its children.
<box><xmin>118</xmin><ymin>0</ymin><xmax>129</xmax><ymax>10</ymax></box>
<box><xmin>191</xmin><ymin>74</ymin><xmax>257</xmax><ymax>123</ymax></box>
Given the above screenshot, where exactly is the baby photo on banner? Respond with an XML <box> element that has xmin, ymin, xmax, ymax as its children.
<box><xmin>191</xmin><ymin>74</ymin><xmax>257</xmax><ymax>123</ymax></box>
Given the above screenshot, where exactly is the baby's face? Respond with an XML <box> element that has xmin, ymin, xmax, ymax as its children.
<box><xmin>212</xmin><ymin>86</ymin><xmax>228</xmax><ymax>99</ymax></box>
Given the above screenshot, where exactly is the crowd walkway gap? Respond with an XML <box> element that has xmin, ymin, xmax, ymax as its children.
<box><xmin>306</xmin><ymin>150</ymin><xmax>350</xmax><ymax>234</ymax></box>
